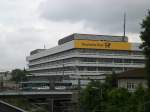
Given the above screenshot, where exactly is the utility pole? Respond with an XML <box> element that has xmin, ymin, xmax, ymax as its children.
<box><xmin>63</xmin><ymin>60</ymin><xmax>64</xmax><ymax>77</ymax></box>
<box><xmin>123</xmin><ymin>12</ymin><xmax>126</xmax><ymax>41</ymax></box>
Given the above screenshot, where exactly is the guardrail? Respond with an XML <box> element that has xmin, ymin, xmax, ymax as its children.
<box><xmin>0</xmin><ymin>100</ymin><xmax>27</xmax><ymax>112</ymax></box>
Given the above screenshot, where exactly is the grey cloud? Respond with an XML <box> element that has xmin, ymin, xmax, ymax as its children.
<box><xmin>40</xmin><ymin>0</ymin><xmax>150</xmax><ymax>34</ymax></box>
<box><xmin>0</xmin><ymin>0</ymin><xmax>50</xmax><ymax>70</ymax></box>
<box><xmin>0</xmin><ymin>27</ymin><xmax>48</xmax><ymax>70</ymax></box>
<box><xmin>0</xmin><ymin>0</ymin><xmax>149</xmax><ymax>70</ymax></box>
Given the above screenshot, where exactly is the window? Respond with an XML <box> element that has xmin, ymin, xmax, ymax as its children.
<box><xmin>127</xmin><ymin>82</ymin><xmax>136</xmax><ymax>90</ymax></box>
<box><xmin>87</xmin><ymin>67</ymin><xmax>97</xmax><ymax>71</ymax></box>
<box><xmin>114</xmin><ymin>59</ymin><xmax>123</xmax><ymax>63</ymax></box>
<box><xmin>124</xmin><ymin>59</ymin><xmax>131</xmax><ymax>63</ymax></box>
<box><xmin>78</xmin><ymin>67</ymin><xmax>84</xmax><ymax>71</ymax></box>
<box><xmin>81</xmin><ymin>58</ymin><xmax>97</xmax><ymax>62</ymax></box>
<box><xmin>131</xmin><ymin>51</ymin><xmax>143</xmax><ymax>55</ymax></box>
<box><xmin>98</xmin><ymin>67</ymin><xmax>112</xmax><ymax>71</ymax></box>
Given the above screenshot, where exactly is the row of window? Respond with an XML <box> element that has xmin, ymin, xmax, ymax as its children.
<box><xmin>80</xmin><ymin>58</ymin><xmax>145</xmax><ymax>63</ymax></box>
<box><xmin>29</xmin><ymin>57</ymin><xmax>145</xmax><ymax>69</ymax></box>
<box><xmin>31</xmin><ymin>67</ymin><xmax>135</xmax><ymax>74</ymax></box>
<box><xmin>29</xmin><ymin>49</ymin><xmax>76</xmax><ymax>63</ymax></box>
<box><xmin>29</xmin><ymin>49</ymin><xmax>144</xmax><ymax>65</ymax></box>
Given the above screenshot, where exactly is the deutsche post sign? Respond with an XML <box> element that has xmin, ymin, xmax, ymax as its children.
<box><xmin>74</xmin><ymin>40</ymin><xmax>131</xmax><ymax>50</ymax></box>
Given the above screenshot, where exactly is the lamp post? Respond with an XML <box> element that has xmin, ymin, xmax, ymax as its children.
<box><xmin>92</xmin><ymin>86</ymin><xmax>103</xmax><ymax>112</ymax></box>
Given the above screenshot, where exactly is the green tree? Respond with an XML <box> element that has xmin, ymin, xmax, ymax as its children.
<box><xmin>79</xmin><ymin>80</ymin><xmax>105</xmax><ymax>112</ymax></box>
<box><xmin>140</xmin><ymin>10</ymin><xmax>150</xmax><ymax>90</ymax></box>
<box><xmin>126</xmin><ymin>86</ymin><xmax>145</xmax><ymax>112</ymax></box>
<box><xmin>11</xmin><ymin>69</ymin><xmax>27</xmax><ymax>83</ymax></box>
<box><xmin>106</xmin><ymin>88</ymin><xmax>131</xmax><ymax>112</ymax></box>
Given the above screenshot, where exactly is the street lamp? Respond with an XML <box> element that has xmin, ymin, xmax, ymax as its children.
<box><xmin>92</xmin><ymin>86</ymin><xmax>103</xmax><ymax>112</ymax></box>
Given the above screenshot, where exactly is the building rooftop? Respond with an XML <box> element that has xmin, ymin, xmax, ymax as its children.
<box><xmin>0</xmin><ymin>69</ymin><xmax>8</xmax><ymax>73</ymax></box>
<box><xmin>58</xmin><ymin>33</ymin><xmax>128</xmax><ymax>45</ymax></box>
<box><xmin>117</xmin><ymin>68</ymin><xmax>146</xmax><ymax>79</ymax></box>
<box><xmin>30</xmin><ymin>49</ymin><xmax>46</xmax><ymax>55</ymax></box>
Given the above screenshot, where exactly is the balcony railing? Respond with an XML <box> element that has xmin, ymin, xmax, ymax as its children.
<box><xmin>28</xmin><ymin>52</ymin><xmax>145</xmax><ymax>66</ymax></box>
<box><xmin>29</xmin><ymin>70</ymin><xmax>112</xmax><ymax>76</ymax></box>
<box><xmin>27</xmin><ymin>61</ymin><xmax>145</xmax><ymax>72</ymax></box>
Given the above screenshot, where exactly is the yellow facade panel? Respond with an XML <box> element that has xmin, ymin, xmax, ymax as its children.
<box><xmin>74</xmin><ymin>40</ymin><xmax>131</xmax><ymax>50</ymax></box>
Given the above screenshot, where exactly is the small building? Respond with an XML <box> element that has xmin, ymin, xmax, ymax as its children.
<box><xmin>117</xmin><ymin>69</ymin><xmax>147</xmax><ymax>92</ymax></box>
<box><xmin>0</xmin><ymin>70</ymin><xmax>14</xmax><ymax>90</ymax></box>
<box><xmin>0</xmin><ymin>70</ymin><xmax>11</xmax><ymax>81</ymax></box>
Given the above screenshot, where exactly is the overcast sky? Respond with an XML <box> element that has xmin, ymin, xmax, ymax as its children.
<box><xmin>0</xmin><ymin>0</ymin><xmax>150</xmax><ymax>70</ymax></box>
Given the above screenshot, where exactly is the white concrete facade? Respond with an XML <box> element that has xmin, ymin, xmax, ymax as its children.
<box><xmin>26</xmin><ymin>34</ymin><xmax>145</xmax><ymax>86</ymax></box>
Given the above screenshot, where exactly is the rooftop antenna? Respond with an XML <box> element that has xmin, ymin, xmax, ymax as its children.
<box><xmin>123</xmin><ymin>12</ymin><xmax>126</xmax><ymax>41</ymax></box>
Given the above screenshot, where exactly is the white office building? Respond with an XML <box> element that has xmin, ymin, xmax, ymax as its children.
<box><xmin>26</xmin><ymin>33</ymin><xmax>145</xmax><ymax>87</ymax></box>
